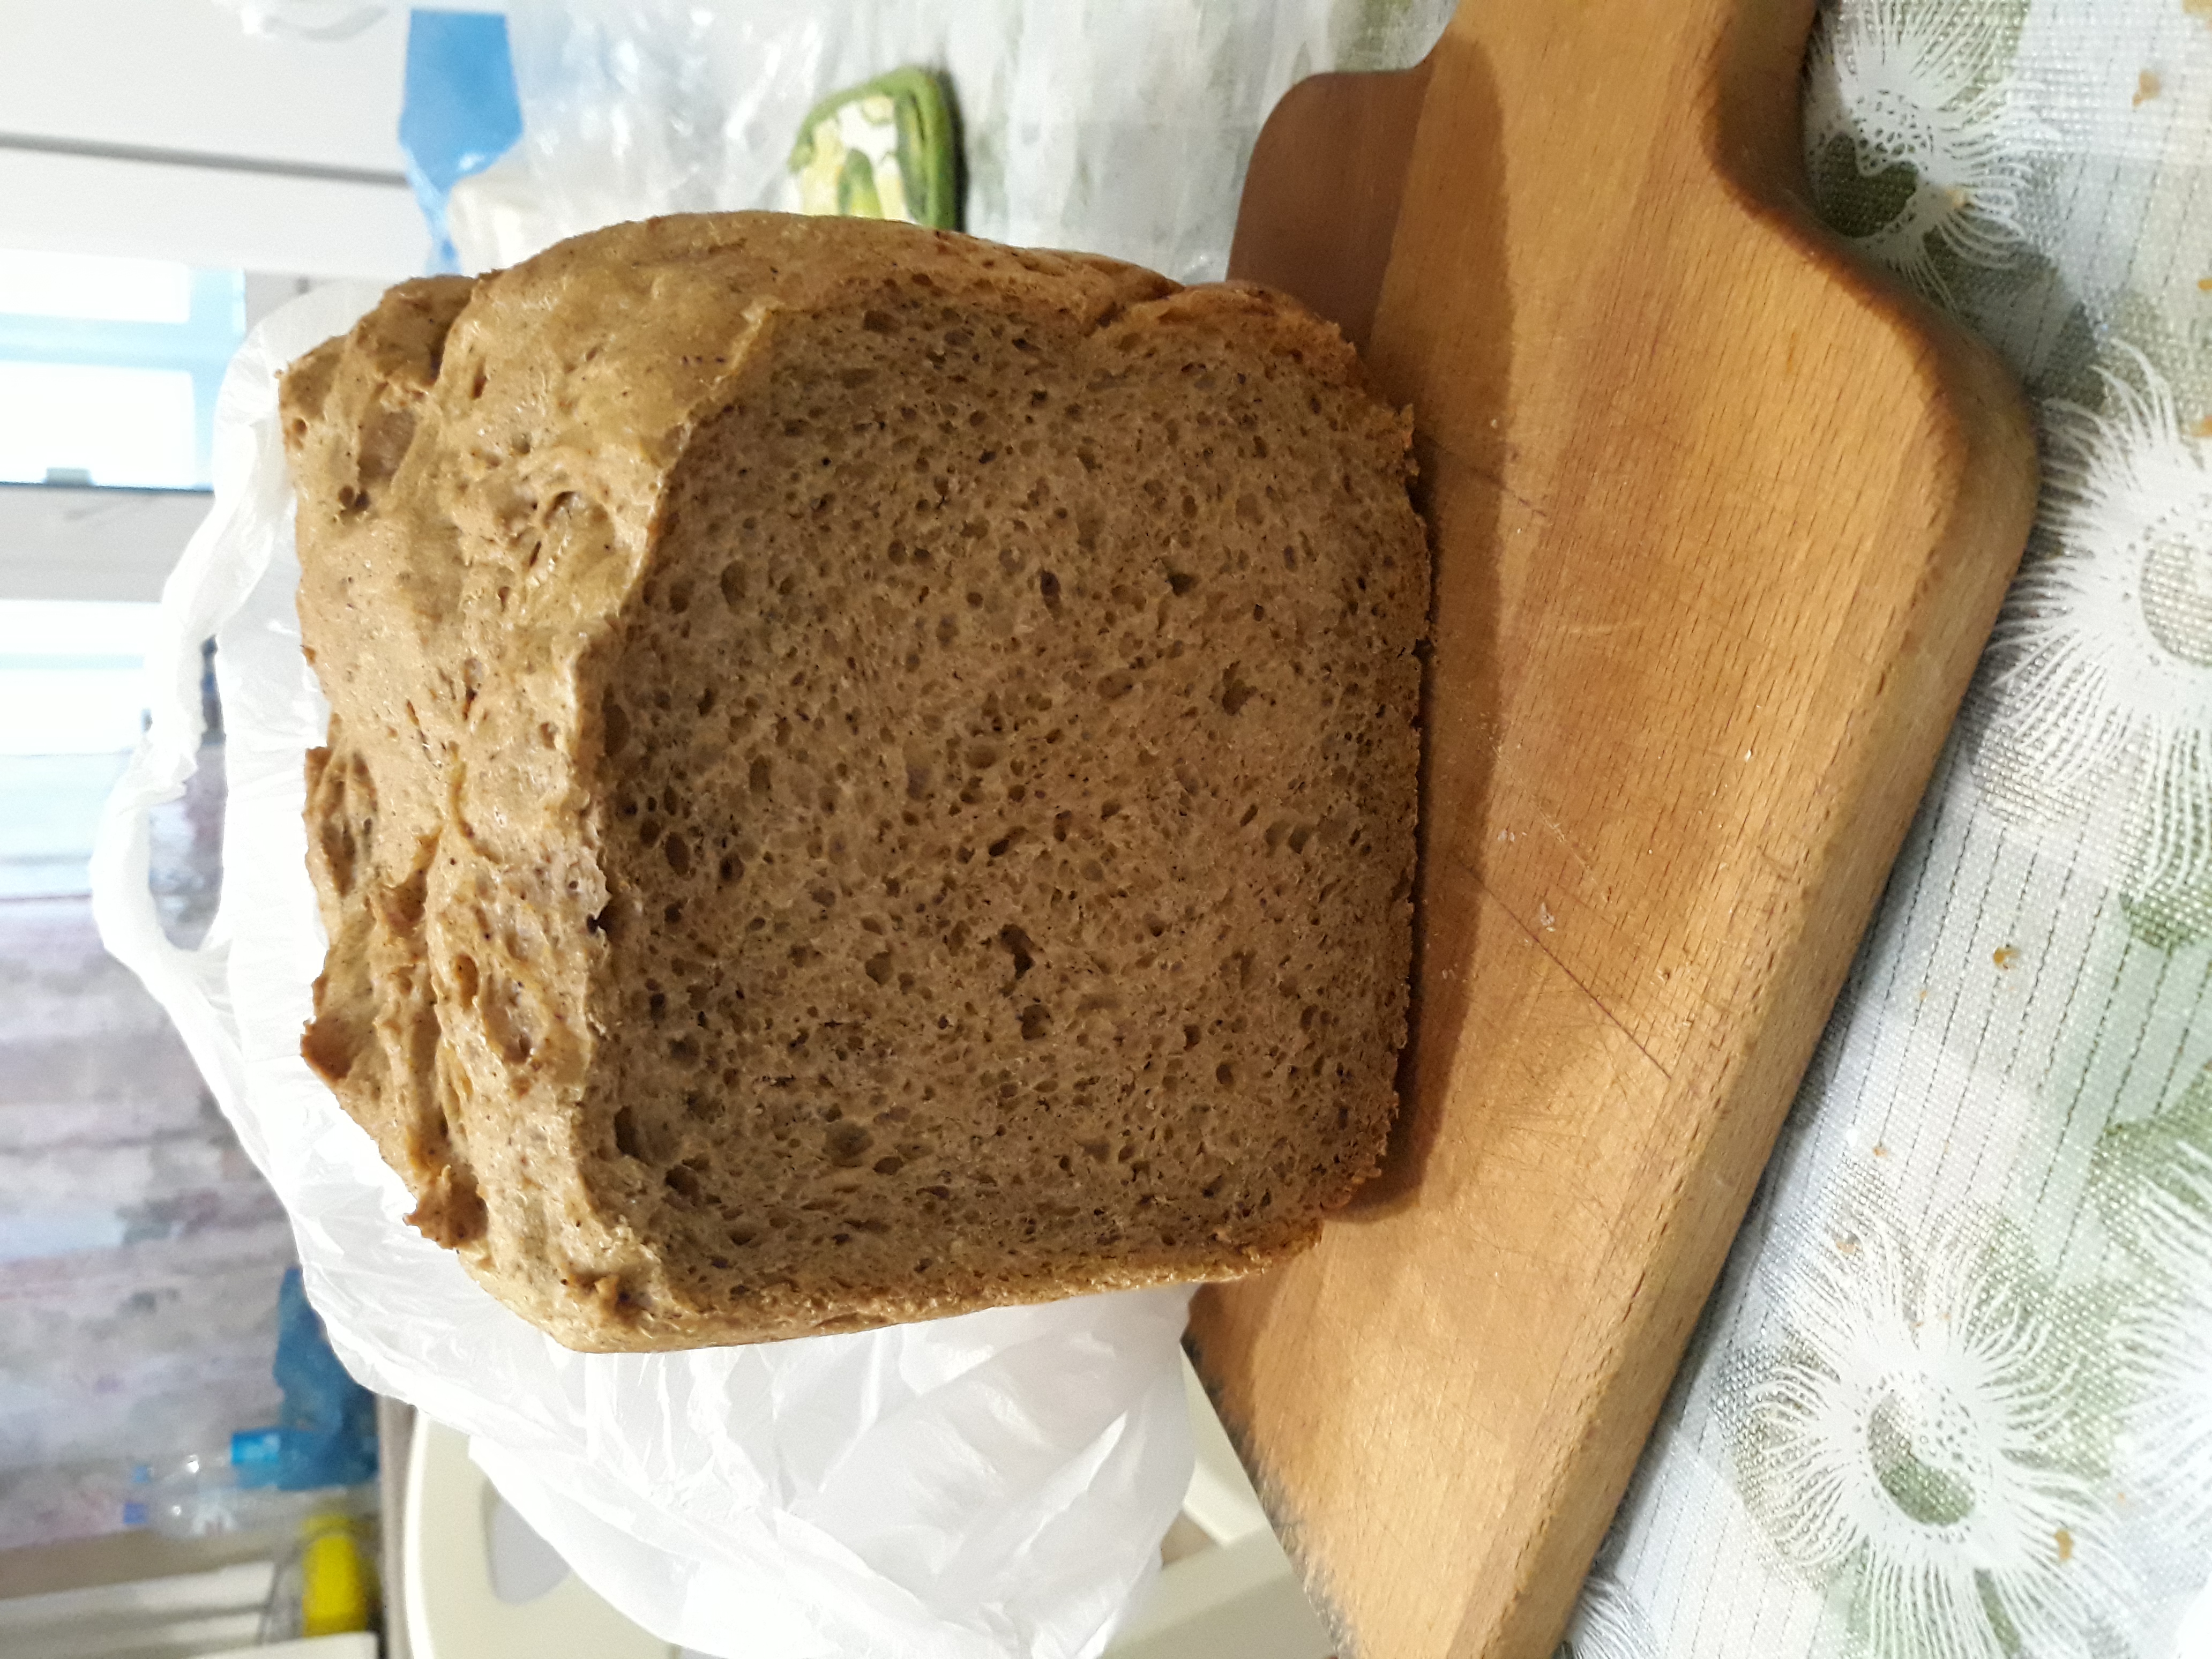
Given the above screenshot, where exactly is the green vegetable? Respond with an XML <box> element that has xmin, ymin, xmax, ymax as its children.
<box><xmin>836</xmin><ymin>150</ymin><xmax>884</xmax><ymax>219</ymax></box>
<box><xmin>789</xmin><ymin>67</ymin><xmax>962</xmax><ymax>230</ymax></box>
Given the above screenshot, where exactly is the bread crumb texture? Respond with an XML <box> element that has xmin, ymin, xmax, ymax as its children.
<box><xmin>282</xmin><ymin>213</ymin><xmax>1425</xmax><ymax>1351</ymax></box>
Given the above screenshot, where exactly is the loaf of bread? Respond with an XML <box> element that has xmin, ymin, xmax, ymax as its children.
<box><xmin>281</xmin><ymin>213</ymin><xmax>1425</xmax><ymax>1351</ymax></box>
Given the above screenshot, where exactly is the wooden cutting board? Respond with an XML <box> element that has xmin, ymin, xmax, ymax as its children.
<box><xmin>1184</xmin><ymin>2</ymin><xmax>2038</xmax><ymax>1656</ymax></box>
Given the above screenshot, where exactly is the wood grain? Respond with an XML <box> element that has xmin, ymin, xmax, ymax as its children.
<box><xmin>1189</xmin><ymin>3</ymin><xmax>2038</xmax><ymax>1656</ymax></box>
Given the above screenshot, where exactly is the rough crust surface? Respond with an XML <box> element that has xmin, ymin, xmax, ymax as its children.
<box><xmin>283</xmin><ymin>212</ymin><xmax>1425</xmax><ymax>1350</ymax></box>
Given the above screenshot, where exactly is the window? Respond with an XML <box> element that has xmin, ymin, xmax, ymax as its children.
<box><xmin>0</xmin><ymin>599</ymin><xmax>166</xmax><ymax>901</ymax></box>
<box><xmin>0</xmin><ymin>251</ymin><xmax>247</xmax><ymax>490</ymax></box>
<box><xmin>0</xmin><ymin>252</ymin><xmax>285</xmax><ymax>1561</ymax></box>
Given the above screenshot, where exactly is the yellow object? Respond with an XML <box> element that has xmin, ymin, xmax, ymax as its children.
<box><xmin>299</xmin><ymin>1509</ymin><xmax>375</xmax><ymax>1637</ymax></box>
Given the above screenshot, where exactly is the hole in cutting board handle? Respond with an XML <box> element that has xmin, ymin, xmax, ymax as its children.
<box><xmin>1227</xmin><ymin>61</ymin><xmax>1432</xmax><ymax>355</ymax></box>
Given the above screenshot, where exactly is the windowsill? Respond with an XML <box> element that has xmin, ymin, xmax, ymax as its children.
<box><xmin>0</xmin><ymin>481</ymin><xmax>211</xmax><ymax>498</ymax></box>
<box><xmin>0</xmin><ymin>486</ymin><xmax>214</xmax><ymax>602</ymax></box>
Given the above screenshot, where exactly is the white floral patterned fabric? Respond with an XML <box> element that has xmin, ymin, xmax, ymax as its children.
<box><xmin>1563</xmin><ymin>2</ymin><xmax>2212</xmax><ymax>1654</ymax></box>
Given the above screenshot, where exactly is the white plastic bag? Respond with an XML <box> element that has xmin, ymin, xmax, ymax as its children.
<box><xmin>91</xmin><ymin>283</ymin><xmax>1198</xmax><ymax>1659</ymax></box>
<box><xmin>457</xmin><ymin>0</ymin><xmax>1455</xmax><ymax>282</ymax></box>
<box><xmin>209</xmin><ymin>0</ymin><xmax>386</xmax><ymax>42</ymax></box>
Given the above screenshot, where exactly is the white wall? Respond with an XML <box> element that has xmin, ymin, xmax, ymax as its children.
<box><xmin>0</xmin><ymin>0</ymin><xmax>431</xmax><ymax>277</ymax></box>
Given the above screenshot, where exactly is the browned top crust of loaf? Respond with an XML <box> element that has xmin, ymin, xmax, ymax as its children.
<box><xmin>282</xmin><ymin>212</ymin><xmax>1425</xmax><ymax>1351</ymax></box>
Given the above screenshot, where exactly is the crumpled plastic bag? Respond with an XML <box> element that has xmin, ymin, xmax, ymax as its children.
<box><xmin>453</xmin><ymin>0</ymin><xmax>1454</xmax><ymax>283</ymax></box>
<box><xmin>91</xmin><ymin>281</ymin><xmax>1198</xmax><ymax>1659</ymax></box>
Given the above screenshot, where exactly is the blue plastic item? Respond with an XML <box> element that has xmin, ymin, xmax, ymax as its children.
<box><xmin>399</xmin><ymin>9</ymin><xmax>524</xmax><ymax>272</ymax></box>
<box><xmin>231</xmin><ymin>1425</ymin><xmax>285</xmax><ymax>1489</ymax></box>
<box><xmin>270</xmin><ymin>1267</ymin><xmax>379</xmax><ymax>1491</ymax></box>
<box><xmin>117</xmin><ymin>1269</ymin><xmax>376</xmax><ymax>1533</ymax></box>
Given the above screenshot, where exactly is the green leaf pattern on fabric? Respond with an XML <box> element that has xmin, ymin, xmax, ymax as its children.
<box><xmin>1568</xmin><ymin>0</ymin><xmax>2212</xmax><ymax>1653</ymax></box>
<box><xmin>1726</xmin><ymin>1189</ymin><xmax>2130</xmax><ymax>1656</ymax></box>
<box><xmin>2094</xmin><ymin>1071</ymin><xmax>2212</xmax><ymax>1549</ymax></box>
<box><xmin>1802</xmin><ymin>0</ymin><xmax>2034</xmax><ymax>306</ymax></box>
<box><xmin>1975</xmin><ymin>352</ymin><xmax>2212</xmax><ymax>943</ymax></box>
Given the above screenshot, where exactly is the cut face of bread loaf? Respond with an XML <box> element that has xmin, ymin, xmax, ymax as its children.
<box><xmin>282</xmin><ymin>212</ymin><xmax>1425</xmax><ymax>1351</ymax></box>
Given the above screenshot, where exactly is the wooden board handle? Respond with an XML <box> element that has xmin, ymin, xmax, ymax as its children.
<box><xmin>1195</xmin><ymin>3</ymin><xmax>2038</xmax><ymax>1656</ymax></box>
